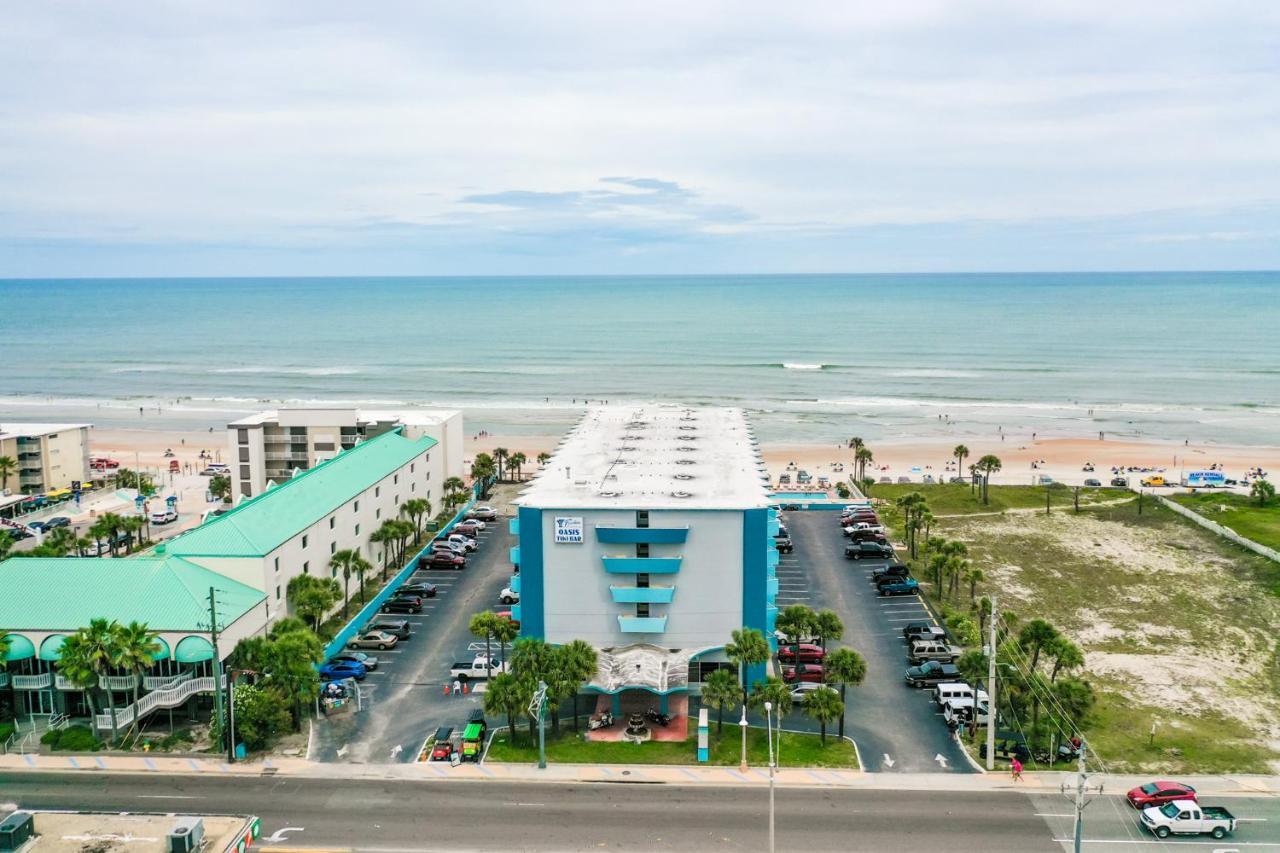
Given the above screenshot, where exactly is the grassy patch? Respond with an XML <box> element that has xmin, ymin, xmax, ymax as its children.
<box><xmin>486</xmin><ymin>721</ymin><xmax>859</xmax><ymax>769</ymax></box>
<box><xmin>41</xmin><ymin>725</ymin><xmax>103</xmax><ymax>752</ymax></box>
<box><xmin>871</xmin><ymin>483</ymin><xmax>1122</xmax><ymax>517</ymax></box>
<box><xmin>0</xmin><ymin>721</ymin><xmax>13</xmax><ymax>744</ymax></box>
<box><xmin>1169</xmin><ymin>491</ymin><xmax>1280</xmax><ymax>553</ymax></box>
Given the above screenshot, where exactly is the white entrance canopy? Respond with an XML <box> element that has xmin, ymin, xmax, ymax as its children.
<box><xmin>588</xmin><ymin>643</ymin><xmax>692</xmax><ymax>694</ymax></box>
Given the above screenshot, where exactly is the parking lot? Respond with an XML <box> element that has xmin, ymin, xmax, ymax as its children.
<box><xmin>781</xmin><ymin>511</ymin><xmax>973</xmax><ymax>773</ymax></box>
<box><xmin>310</xmin><ymin>514</ymin><xmax>516</xmax><ymax>764</ymax></box>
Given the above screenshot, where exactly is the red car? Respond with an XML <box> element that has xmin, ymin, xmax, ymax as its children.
<box><xmin>777</xmin><ymin>643</ymin><xmax>826</xmax><ymax>663</ymax></box>
<box><xmin>782</xmin><ymin>664</ymin><xmax>825</xmax><ymax>684</ymax></box>
<box><xmin>1126</xmin><ymin>781</ymin><xmax>1197</xmax><ymax>809</ymax></box>
<box><xmin>496</xmin><ymin>610</ymin><xmax>522</xmax><ymax>629</ymax></box>
<box><xmin>425</xmin><ymin>552</ymin><xmax>465</xmax><ymax>570</ymax></box>
<box><xmin>455</xmin><ymin>522</ymin><xmax>482</xmax><ymax>538</ymax></box>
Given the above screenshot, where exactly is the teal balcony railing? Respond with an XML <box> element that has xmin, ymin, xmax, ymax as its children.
<box><xmin>618</xmin><ymin>615</ymin><xmax>668</xmax><ymax>633</ymax></box>
<box><xmin>596</xmin><ymin>526</ymin><xmax>688</xmax><ymax>544</ymax></box>
<box><xmin>510</xmin><ymin>546</ymin><xmax>521</xmax><ymax>567</ymax></box>
<box><xmin>510</xmin><ymin>604</ymin><xmax>522</xmax><ymax>623</ymax></box>
<box><xmin>508</xmin><ymin>517</ymin><xmax>519</xmax><ymax>536</ymax></box>
<box><xmin>766</xmin><ymin>604</ymin><xmax>778</xmax><ymax>634</ymax></box>
<box><xmin>509</xmin><ymin>575</ymin><xmax>521</xmax><ymax>594</ymax></box>
<box><xmin>601</xmin><ymin>556</ymin><xmax>682</xmax><ymax>574</ymax></box>
<box><xmin>768</xmin><ymin>518</ymin><xmax>780</xmax><ymax>537</ymax></box>
<box><xmin>767</xmin><ymin>549</ymin><xmax>779</xmax><ymax>567</ymax></box>
<box><xmin>767</xmin><ymin>577</ymin><xmax>779</xmax><ymax>600</ymax></box>
<box><xmin>609</xmin><ymin>585</ymin><xmax>676</xmax><ymax>604</ymax></box>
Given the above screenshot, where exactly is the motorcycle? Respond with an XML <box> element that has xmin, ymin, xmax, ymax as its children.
<box><xmin>645</xmin><ymin>708</ymin><xmax>672</xmax><ymax>727</ymax></box>
<box><xmin>587</xmin><ymin>712</ymin><xmax>615</xmax><ymax>731</ymax></box>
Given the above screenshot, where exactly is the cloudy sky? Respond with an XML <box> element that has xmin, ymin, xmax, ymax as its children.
<box><xmin>2</xmin><ymin>1</ymin><xmax>1279</xmax><ymax>276</ymax></box>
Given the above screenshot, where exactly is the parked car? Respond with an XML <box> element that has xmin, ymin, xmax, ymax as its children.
<box><xmin>455</xmin><ymin>522</ymin><xmax>482</xmax><ymax>538</ymax></box>
<box><xmin>1140</xmin><ymin>475</ymin><xmax>1166</xmax><ymax>487</ymax></box>
<box><xmin>1083</xmin><ymin>478</ymin><xmax>1102</xmax><ymax>487</ymax></box>
<box><xmin>495</xmin><ymin>610</ymin><xmax>521</xmax><ymax>629</ymax></box>
<box><xmin>149</xmin><ymin>507</ymin><xmax>178</xmax><ymax>525</ymax></box>
<box><xmin>1140</xmin><ymin>801</ymin><xmax>1235</xmax><ymax>840</ymax></box>
<box><xmin>319</xmin><ymin>661</ymin><xmax>367</xmax><ymax>681</ymax></box>
<box><xmin>872</xmin><ymin>563</ymin><xmax>910</xmax><ymax>582</ymax></box>
<box><xmin>777</xmin><ymin>643</ymin><xmax>826</xmax><ymax>663</ymax></box>
<box><xmin>948</xmin><ymin>477</ymin><xmax>968</xmax><ymax>484</ymax></box>
<box><xmin>27</xmin><ymin>521</ymin><xmax>46</xmax><ymax>534</ymax></box>
<box><xmin>432</xmin><ymin>541</ymin><xmax>467</xmax><ymax>556</ymax></box>
<box><xmin>904</xmin><ymin>661</ymin><xmax>961</xmax><ymax>687</ymax></box>
<box><xmin>773</xmin><ymin>533</ymin><xmax>793</xmax><ymax>554</ymax></box>
<box><xmin>462</xmin><ymin>518</ymin><xmax>487</xmax><ymax>531</ymax></box>
<box><xmin>875</xmin><ymin>573</ymin><xmax>912</xmax><ymax>589</ymax></box>
<box><xmin>790</xmin><ymin>681</ymin><xmax>827</xmax><ymax>700</ymax></box>
<box><xmin>447</xmin><ymin>533</ymin><xmax>478</xmax><ymax>552</ymax></box>
<box><xmin>348</xmin><ymin>630</ymin><xmax>400</xmax><ymax>650</ymax></box>
<box><xmin>499</xmin><ymin>587</ymin><xmax>519</xmax><ymax>604</ymax></box>
<box><xmin>909</xmin><ymin>640</ymin><xmax>962</xmax><ymax>663</ymax></box>
<box><xmin>846</xmin><ymin>541</ymin><xmax>895</xmax><ymax>560</ymax></box>
<box><xmin>902</xmin><ymin>624</ymin><xmax>946</xmax><ymax>643</ymax></box>
<box><xmin>781</xmin><ymin>664</ymin><xmax>825</xmax><ymax>684</ymax></box>
<box><xmin>44</xmin><ymin>516</ymin><xmax>72</xmax><ymax>530</ymax></box>
<box><xmin>362</xmin><ymin>618</ymin><xmax>411</xmax><ymax>640</ymax></box>
<box><xmin>329</xmin><ymin>651</ymin><xmax>378</xmax><ymax>671</ymax></box>
<box><xmin>1111</xmin><ymin>476</ymin><xmax>1129</xmax><ymax>487</ymax></box>
<box><xmin>429</xmin><ymin>726</ymin><xmax>455</xmax><ymax>761</ymax></box>
<box><xmin>467</xmin><ymin>506</ymin><xmax>499</xmax><ymax>521</ymax></box>
<box><xmin>380</xmin><ymin>596</ymin><xmax>421</xmax><ymax>614</ymax></box>
<box><xmin>849</xmin><ymin>529</ymin><xmax>889</xmax><ymax>545</ymax></box>
<box><xmin>425</xmin><ymin>551</ymin><xmax>466</xmax><ymax>570</ymax></box>
<box><xmin>879</xmin><ymin>578</ymin><xmax>920</xmax><ymax>596</ymax></box>
<box><xmin>450</xmin><ymin>656</ymin><xmax>508</xmax><ymax>683</ymax></box>
<box><xmin>397</xmin><ymin>582</ymin><xmax>438</xmax><ymax>598</ymax></box>
<box><xmin>1127</xmin><ymin>781</ymin><xmax>1198</xmax><ymax>809</ymax></box>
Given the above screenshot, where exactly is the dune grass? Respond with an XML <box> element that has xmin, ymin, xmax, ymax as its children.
<box><xmin>1169</xmin><ymin>491</ymin><xmax>1280</xmax><ymax>553</ymax></box>
<box><xmin>870</xmin><ymin>483</ymin><xmax>1121</xmax><ymax>517</ymax></box>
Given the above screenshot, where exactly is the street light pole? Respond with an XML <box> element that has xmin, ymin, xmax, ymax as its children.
<box><xmin>738</xmin><ymin>705</ymin><xmax>749</xmax><ymax>772</ymax></box>
<box><xmin>763</xmin><ymin>701</ymin><xmax>775</xmax><ymax>853</ymax></box>
<box><xmin>986</xmin><ymin>596</ymin><xmax>997</xmax><ymax>771</ymax></box>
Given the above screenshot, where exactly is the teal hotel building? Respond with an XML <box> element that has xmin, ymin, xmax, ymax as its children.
<box><xmin>509</xmin><ymin>406</ymin><xmax>780</xmax><ymax>712</ymax></box>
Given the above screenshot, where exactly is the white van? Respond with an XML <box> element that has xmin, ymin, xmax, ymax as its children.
<box><xmin>932</xmin><ymin>682</ymin><xmax>976</xmax><ymax>706</ymax></box>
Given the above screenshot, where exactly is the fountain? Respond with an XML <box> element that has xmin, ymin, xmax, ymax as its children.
<box><xmin>622</xmin><ymin>713</ymin><xmax>651</xmax><ymax>744</ymax></box>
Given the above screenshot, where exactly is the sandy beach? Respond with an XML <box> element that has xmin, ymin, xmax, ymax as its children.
<box><xmin>86</xmin><ymin>424</ymin><xmax>1280</xmax><ymax>490</ymax></box>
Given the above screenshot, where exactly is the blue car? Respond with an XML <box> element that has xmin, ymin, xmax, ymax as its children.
<box><xmin>878</xmin><ymin>578</ymin><xmax>920</xmax><ymax>597</ymax></box>
<box><xmin>318</xmin><ymin>661</ymin><xmax>367</xmax><ymax>681</ymax></box>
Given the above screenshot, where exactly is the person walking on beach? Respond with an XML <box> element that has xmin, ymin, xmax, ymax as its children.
<box><xmin>1011</xmin><ymin>757</ymin><xmax>1023</xmax><ymax>782</ymax></box>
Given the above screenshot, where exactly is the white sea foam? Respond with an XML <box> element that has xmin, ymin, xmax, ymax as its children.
<box><xmin>212</xmin><ymin>366</ymin><xmax>362</xmax><ymax>376</ymax></box>
<box><xmin>782</xmin><ymin>363</ymin><xmax>824</xmax><ymax>370</ymax></box>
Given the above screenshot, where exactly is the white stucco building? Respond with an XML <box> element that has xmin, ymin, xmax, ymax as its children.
<box><xmin>0</xmin><ymin>423</ymin><xmax>92</xmax><ymax>495</ymax></box>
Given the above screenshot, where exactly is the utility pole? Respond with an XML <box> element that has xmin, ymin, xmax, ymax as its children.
<box><xmin>763</xmin><ymin>701</ymin><xmax>776</xmax><ymax>853</ymax></box>
<box><xmin>529</xmin><ymin>680</ymin><xmax>548</xmax><ymax>770</ymax></box>
<box><xmin>986</xmin><ymin>596</ymin><xmax>997</xmax><ymax>771</ymax></box>
<box><xmin>207</xmin><ymin>587</ymin><xmax>227</xmax><ymax>760</ymax></box>
<box><xmin>1060</xmin><ymin>742</ymin><xmax>1103</xmax><ymax>853</ymax></box>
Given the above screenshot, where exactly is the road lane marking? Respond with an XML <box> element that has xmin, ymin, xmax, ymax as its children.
<box><xmin>139</xmin><ymin>795</ymin><xmax>201</xmax><ymax>799</ymax></box>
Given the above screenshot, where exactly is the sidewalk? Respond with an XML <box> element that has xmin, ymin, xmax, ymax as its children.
<box><xmin>2</xmin><ymin>751</ymin><xmax>1278</xmax><ymax>797</ymax></box>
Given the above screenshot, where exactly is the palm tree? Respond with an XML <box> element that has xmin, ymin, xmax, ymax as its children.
<box><xmin>701</xmin><ymin>668</ymin><xmax>741</xmax><ymax>735</ymax></box>
<box><xmin>854</xmin><ymin>447</ymin><xmax>874</xmax><ymax>483</ymax></box>
<box><xmin>392</xmin><ymin>519</ymin><xmax>415</xmax><ymax>569</ymax></box>
<box><xmin>492</xmin><ymin>615</ymin><xmax>519</xmax><ymax>670</ymax></box>
<box><xmin>507</xmin><ymin>452</ymin><xmax>527</xmax><ymax>482</ymax></box>
<box><xmin>0</xmin><ymin>531</ymin><xmax>13</xmax><ymax>561</ymax></box>
<box><xmin>469</xmin><ymin>611</ymin><xmax>501</xmax><ymax>679</ymax></box>
<box><xmin>113</xmin><ymin>621</ymin><xmax>161</xmax><ymax>737</ymax></box>
<box><xmin>1048</xmin><ymin>639</ymin><xmax>1085</xmax><ymax>683</ymax></box>
<box><xmin>965</xmin><ymin>566</ymin><xmax>986</xmax><ymax>603</ymax></box>
<box><xmin>400</xmin><ymin>498</ymin><xmax>431</xmax><ymax>545</ymax></box>
<box><xmin>369</xmin><ymin>525</ymin><xmax>392</xmax><ymax>574</ymax></box>
<box><xmin>822</xmin><ymin>648</ymin><xmax>866</xmax><ymax>739</ymax></box>
<box><xmin>61</xmin><ymin>619</ymin><xmax>121</xmax><ymax>740</ymax></box>
<box><xmin>330</xmin><ymin>549</ymin><xmax>360</xmax><ymax>617</ymax></box>
<box><xmin>848</xmin><ymin>437</ymin><xmax>864</xmax><ymax>453</ymax></box>
<box><xmin>1252</xmin><ymin>479</ymin><xmax>1276</xmax><ymax>506</ymax></box>
<box><xmin>860</xmin><ymin>477</ymin><xmax>874</xmax><ymax>496</ymax></box>
<box><xmin>813</xmin><ymin>610</ymin><xmax>843</xmax><ymax>653</ymax></box>
<box><xmin>56</xmin><ymin>632</ymin><xmax>103</xmax><ymax>730</ymax></box>
<box><xmin>776</xmin><ymin>604</ymin><xmax>818</xmax><ymax>679</ymax></box>
<box><xmin>537</xmin><ymin>452</ymin><xmax>551</xmax><ymax>467</ymax></box>
<box><xmin>748</xmin><ymin>675</ymin><xmax>793</xmax><ymax>718</ymax></box>
<box><xmin>45</xmin><ymin>526</ymin><xmax>76</xmax><ymax>556</ymax></box>
<box><xmin>492</xmin><ymin>448</ymin><xmax>509</xmax><ymax>482</ymax></box>
<box><xmin>0</xmin><ymin>455</ymin><xmax>15</xmax><ymax>491</ymax></box>
<box><xmin>802</xmin><ymin>686</ymin><xmax>844</xmax><ymax>745</ymax></box>
<box><xmin>953</xmin><ymin>445</ymin><xmax>969</xmax><ymax>483</ymax></box>
<box><xmin>724</xmin><ymin>627</ymin><xmax>770</xmax><ymax>704</ymax></box>
<box><xmin>1019</xmin><ymin>618</ymin><xmax>1061</xmax><ymax>673</ymax></box>
<box><xmin>975</xmin><ymin>454</ymin><xmax>1002</xmax><ymax>504</ymax></box>
<box><xmin>443</xmin><ymin>476</ymin><xmax>467</xmax><ymax>506</ymax></box>
<box><xmin>0</xmin><ymin>630</ymin><xmax>11</xmax><ymax>667</ymax></box>
<box><xmin>554</xmin><ymin>639</ymin><xmax>598</xmax><ymax>732</ymax></box>
<box><xmin>287</xmin><ymin>574</ymin><xmax>341</xmax><ymax>632</ymax></box>
<box><xmin>352</xmin><ymin>554</ymin><xmax>372</xmax><ymax>603</ymax></box>
<box><xmin>74</xmin><ymin>535</ymin><xmax>94</xmax><ymax>557</ymax></box>
<box><xmin>470</xmin><ymin>453</ymin><xmax>496</xmax><ymax>497</ymax></box>
<box><xmin>99</xmin><ymin>512</ymin><xmax>125</xmax><ymax>556</ymax></box>
<box><xmin>484</xmin><ymin>672</ymin><xmax>528</xmax><ymax>746</ymax></box>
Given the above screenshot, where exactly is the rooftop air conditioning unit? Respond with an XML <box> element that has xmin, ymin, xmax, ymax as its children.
<box><xmin>168</xmin><ymin>817</ymin><xmax>204</xmax><ymax>853</ymax></box>
<box><xmin>0</xmin><ymin>812</ymin><xmax>34</xmax><ymax>852</ymax></box>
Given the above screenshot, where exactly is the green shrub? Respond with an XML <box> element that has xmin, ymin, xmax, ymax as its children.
<box><xmin>230</xmin><ymin>684</ymin><xmax>292</xmax><ymax>752</ymax></box>
<box><xmin>40</xmin><ymin>729</ymin><xmax>60</xmax><ymax>745</ymax></box>
<box><xmin>46</xmin><ymin>725</ymin><xmax>102</xmax><ymax>751</ymax></box>
<box><xmin>0</xmin><ymin>721</ymin><xmax>14</xmax><ymax>743</ymax></box>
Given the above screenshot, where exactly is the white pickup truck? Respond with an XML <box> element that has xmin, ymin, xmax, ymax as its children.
<box><xmin>449</xmin><ymin>656</ymin><xmax>509</xmax><ymax>683</ymax></box>
<box><xmin>1140</xmin><ymin>800</ymin><xmax>1236</xmax><ymax>839</ymax></box>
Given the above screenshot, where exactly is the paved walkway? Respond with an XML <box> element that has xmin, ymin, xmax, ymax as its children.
<box><xmin>2</xmin><ymin>751</ymin><xmax>1277</xmax><ymax>797</ymax></box>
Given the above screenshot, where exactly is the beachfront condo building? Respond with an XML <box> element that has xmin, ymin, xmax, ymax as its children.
<box><xmin>0</xmin><ymin>428</ymin><xmax>437</xmax><ymax>725</ymax></box>
<box><xmin>0</xmin><ymin>422</ymin><xmax>92</xmax><ymax>496</ymax></box>
<box><xmin>510</xmin><ymin>405</ymin><xmax>778</xmax><ymax>715</ymax></box>
<box><xmin>226</xmin><ymin>407</ymin><xmax>463</xmax><ymax>499</ymax></box>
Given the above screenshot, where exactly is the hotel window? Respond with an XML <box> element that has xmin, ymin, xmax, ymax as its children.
<box><xmin>330</xmin><ymin>542</ymin><xmax>336</xmax><ymax>555</ymax></box>
<box><xmin>238</xmin><ymin>429</ymin><xmax>248</xmax><ymax>445</ymax></box>
<box><xmin>394</xmin><ymin>474</ymin><xmax>399</xmax><ymax>484</ymax></box>
<box><xmin>376</xmin><ymin>509</ymin><xmax>381</xmax><ymax>519</ymax></box>
<box><xmin>636</xmin><ymin>543</ymin><xmax>649</xmax><ymax>558</ymax></box>
<box><xmin>411</xmin><ymin>483</ymin><xmax>416</xmax><ymax>493</ymax></box>
<box><xmin>636</xmin><ymin>603</ymin><xmax>650</xmax><ymax>618</ymax></box>
<box><xmin>354</xmin><ymin>500</ymin><xmax>360</xmax><ymax>512</ymax></box>
<box><xmin>273</xmin><ymin>557</ymin><xmax>279</xmax><ymax>573</ymax></box>
<box><xmin>239</xmin><ymin>465</ymin><xmax>250</xmax><ymax>480</ymax></box>
<box><xmin>395</xmin><ymin>495</ymin><xmax>400</xmax><ymax>505</ymax></box>
<box><xmin>354</xmin><ymin>524</ymin><xmax>360</xmax><ymax>536</ymax></box>
<box><xmin>636</xmin><ymin>511</ymin><xmax>649</xmax><ymax>528</ymax></box>
<box><xmin>238</xmin><ymin>447</ymin><xmax>249</xmax><ymax>463</ymax></box>
<box><xmin>636</xmin><ymin>573</ymin><xmax>650</xmax><ymax>588</ymax></box>
<box><xmin>411</xmin><ymin>463</ymin><xmax>415</xmax><ymax>474</ymax></box>
<box><xmin>303</xmin><ymin>561</ymin><xmax>310</xmax><ymax>575</ymax></box>
<box><xmin>276</xmin><ymin>585</ymin><xmax>281</xmax><ymax>601</ymax></box>
<box><xmin>376</xmin><ymin>487</ymin><xmax>380</xmax><ymax>497</ymax></box>
<box><xmin>329</xmin><ymin>517</ymin><xmax>335</xmax><ymax>530</ymax></box>
<box><xmin>331</xmin><ymin>564</ymin><xmax>337</xmax><ymax>578</ymax></box>
<box><xmin>302</xmin><ymin>535</ymin><xmax>308</xmax><ymax>548</ymax></box>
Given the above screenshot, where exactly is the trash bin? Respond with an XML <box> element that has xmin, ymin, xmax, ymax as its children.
<box><xmin>235</xmin><ymin>742</ymin><xmax>247</xmax><ymax>760</ymax></box>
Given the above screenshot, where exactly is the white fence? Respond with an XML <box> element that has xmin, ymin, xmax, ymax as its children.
<box><xmin>1154</xmin><ymin>494</ymin><xmax>1280</xmax><ymax>564</ymax></box>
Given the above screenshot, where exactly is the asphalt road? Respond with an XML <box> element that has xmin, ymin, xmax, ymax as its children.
<box><xmin>0</xmin><ymin>772</ymin><xmax>1061</xmax><ymax>852</ymax></box>
<box><xmin>785</xmin><ymin>511</ymin><xmax>971</xmax><ymax>773</ymax></box>
<box><xmin>311</xmin><ymin>519</ymin><xmax>516</xmax><ymax>764</ymax></box>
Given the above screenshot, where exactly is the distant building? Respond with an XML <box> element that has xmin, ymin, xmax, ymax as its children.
<box><xmin>0</xmin><ymin>423</ymin><xmax>92</xmax><ymax>495</ymax></box>
<box><xmin>226</xmin><ymin>407</ymin><xmax>462</xmax><ymax>499</ymax></box>
<box><xmin>511</xmin><ymin>405</ymin><xmax>778</xmax><ymax>715</ymax></box>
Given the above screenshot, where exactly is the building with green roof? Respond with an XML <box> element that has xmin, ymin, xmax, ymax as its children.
<box><xmin>0</xmin><ymin>426</ymin><xmax>443</xmax><ymax>726</ymax></box>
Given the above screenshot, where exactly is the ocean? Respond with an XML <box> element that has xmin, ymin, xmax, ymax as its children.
<box><xmin>2</xmin><ymin>272</ymin><xmax>1278</xmax><ymax>446</ymax></box>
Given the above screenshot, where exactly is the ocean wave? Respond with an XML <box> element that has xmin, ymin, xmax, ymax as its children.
<box><xmin>886</xmin><ymin>369</ymin><xmax>982</xmax><ymax>379</ymax></box>
<box><xmin>782</xmin><ymin>363</ymin><xmax>824</xmax><ymax>370</ymax></box>
<box><xmin>211</xmin><ymin>366</ymin><xmax>362</xmax><ymax>376</ymax></box>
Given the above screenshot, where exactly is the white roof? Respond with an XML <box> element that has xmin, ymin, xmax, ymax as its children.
<box><xmin>227</xmin><ymin>408</ymin><xmax>459</xmax><ymax>427</ymax></box>
<box><xmin>515</xmin><ymin>405</ymin><xmax>771</xmax><ymax>510</ymax></box>
<box><xmin>589</xmin><ymin>643</ymin><xmax>692</xmax><ymax>693</ymax></box>
<box><xmin>0</xmin><ymin>423</ymin><xmax>90</xmax><ymax>441</ymax></box>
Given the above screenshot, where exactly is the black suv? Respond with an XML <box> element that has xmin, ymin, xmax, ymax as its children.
<box><xmin>364</xmin><ymin>618</ymin><xmax>411</xmax><ymax>640</ymax></box>
<box><xmin>774</xmin><ymin>534</ymin><xmax>793</xmax><ymax>554</ymax></box>
<box><xmin>397</xmin><ymin>582</ymin><xmax>437</xmax><ymax>598</ymax></box>
<box><xmin>845</xmin><ymin>541</ymin><xmax>894</xmax><ymax>560</ymax></box>
<box><xmin>849</xmin><ymin>529</ymin><xmax>888</xmax><ymax>544</ymax></box>
<box><xmin>902</xmin><ymin>622</ymin><xmax>946</xmax><ymax>642</ymax></box>
<box><xmin>872</xmin><ymin>563</ymin><xmax>910</xmax><ymax>582</ymax></box>
<box><xmin>381</xmin><ymin>596</ymin><xmax>422</xmax><ymax>614</ymax></box>
<box><xmin>1111</xmin><ymin>476</ymin><xmax>1129</xmax><ymax>487</ymax></box>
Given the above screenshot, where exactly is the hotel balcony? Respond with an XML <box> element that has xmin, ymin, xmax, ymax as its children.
<box><xmin>508</xmin><ymin>517</ymin><xmax>519</xmax><ymax>536</ymax></box>
<box><xmin>768</xmin><ymin>517</ymin><xmax>780</xmax><ymax>537</ymax></box>
<box><xmin>510</xmin><ymin>604</ymin><xmax>521</xmax><ymax>623</ymax></box>
<box><xmin>509</xmin><ymin>575</ymin><xmax>520</xmax><ymax>594</ymax></box>
<box><xmin>12</xmin><ymin>672</ymin><xmax>53</xmax><ymax>690</ymax></box>
<box><xmin>767</xmin><ymin>577</ymin><xmax>779</xmax><ymax>600</ymax></box>
<box><xmin>766</xmin><ymin>604</ymin><xmax>778</xmax><ymax>634</ymax></box>
<box><xmin>509</xmin><ymin>546</ymin><xmax>521</xmax><ymax>568</ymax></box>
<box><xmin>601</xmin><ymin>556</ymin><xmax>682</xmax><ymax>574</ymax></box>
<box><xmin>595</xmin><ymin>526</ymin><xmax>688</xmax><ymax>545</ymax></box>
<box><xmin>0</xmin><ymin>672</ymin><xmax>8</xmax><ymax>688</ymax></box>
<box><xmin>264</xmin><ymin>450</ymin><xmax>308</xmax><ymax>462</ymax></box>
<box><xmin>609</xmin><ymin>585</ymin><xmax>676</xmax><ymax>604</ymax></box>
<box><xmin>617</xmin><ymin>615</ymin><xmax>668</xmax><ymax>633</ymax></box>
<box><xmin>767</xmin><ymin>549</ymin><xmax>779</xmax><ymax>568</ymax></box>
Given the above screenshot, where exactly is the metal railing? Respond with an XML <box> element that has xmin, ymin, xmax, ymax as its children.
<box><xmin>143</xmin><ymin>671</ymin><xmax>193</xmax><ymax>691</ymax></box>
<box><xmin>99</xmin><ymin>674</ymin><xmax>139</xmax><ymax>691</ymax></box>
<box><xmin>11</xmin><ymin>673</ymin><xmax>53</xmax><ymax>690</ymax></box>
<box><xmin>94</xmin><ymin>675</ymin><xmax>221</xmax><ymax>730</ymax></box>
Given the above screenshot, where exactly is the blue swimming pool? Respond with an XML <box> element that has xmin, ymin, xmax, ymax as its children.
<box><xmin>770</xmin><ymin>491</ymin><xmax>834</xmax><ymax>500</ymax></box>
